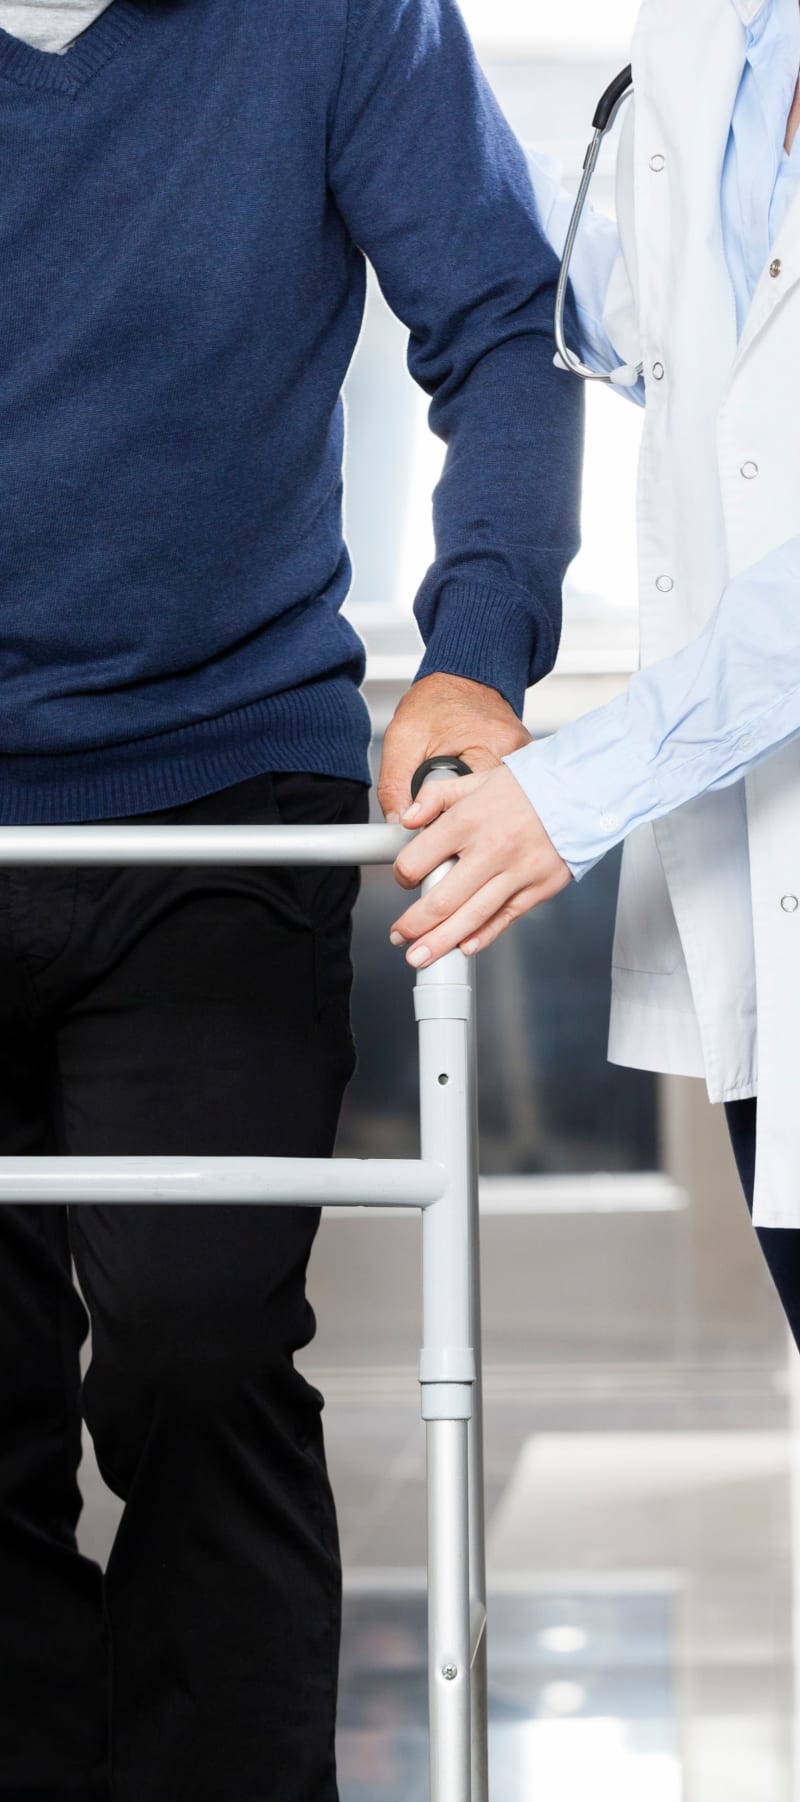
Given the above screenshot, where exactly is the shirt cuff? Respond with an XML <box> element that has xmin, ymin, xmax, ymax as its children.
<box><xmin>503</xmin><ymin>694</ymin><xmax>664</xmax><ymax>881</ymax></box>
<box><xmin>414</xmin><ymin>582</ymin><xmax>548</xmax><ymax>717</ymax></box>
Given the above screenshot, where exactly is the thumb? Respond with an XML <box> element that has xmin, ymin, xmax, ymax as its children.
<box><xmin>377</xmin><ymin>734</ymin><xmax>418</xmax><ymax>822</ymax></box>
<box><xmin>458</xmin><ymin>743</ymin><xmax>502</xmax><ymax>774</ymax></box>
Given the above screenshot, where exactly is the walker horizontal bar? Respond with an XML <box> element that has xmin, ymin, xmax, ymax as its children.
<box><xmin>0</xmin><ymin>1156</ymin><xmax>446</xmax><ymax>1207</ymax></box>
<box><xmin>0</xmin><ymin>824</ymin><xmax>408</xmax><ymax>866</ymax></box>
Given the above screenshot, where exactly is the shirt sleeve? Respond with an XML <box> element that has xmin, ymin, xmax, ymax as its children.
<box><xmin>504</xmin><ymin>535</ymin><xmax>800</xmax><ymax>880</ymax></box>
<box><xmin>524</xmin><ymin>147</ymin><xmax>645</xmax><ymax>402</ymax></box>
<box><xmin>327</xmin><ymin>0</ymin><xmax>584</xmax><ymax>716</ymax></box>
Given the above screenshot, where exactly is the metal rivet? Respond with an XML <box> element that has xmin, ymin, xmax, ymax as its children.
<box><xmin>781</xmin><ymin>895</ymin><xmax>799</xmax><ymax>913</ymax></box>
<box><xmin>770</xmin><ymin>258</ymin><xmax>782</xmax><ymax>279</ymax></box>
<box><xmin>442</xmin><ymin>1664</ymin><xmax>458</xmax><ymax>1681</ymax></box>
<box><xmin>649</xmin><ymin>154</ymin><xmax>665</xmax><ymax>172</ymax></box>
<box><xmin>438</xmin><ymin>1073</ymin><xmax>449</xmax><ymax>1086</ymax></box>
<box><xmin>652</xmin><ymin>361</ymin><xmax>665</xmax><ymax>380</ymax></box>
<box><xmin>656</xmin><ymin>575</ymin><xmax>674</xmax><ymax>593</ymax></box>
<box><xmin>740</xmin><ymin>461</ymin><xmax>759</xmax><ymax>480</ymax></box>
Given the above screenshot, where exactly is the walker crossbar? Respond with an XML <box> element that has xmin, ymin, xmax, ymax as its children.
<box><xmin>0</xmin><ymin>1156</ymin><xmax>445</xmax><ymax>1207</ymax></box>
<box><xmin>0</xmin><ymin>807</ymin><xmax>489</xmax><ymax>1802</ymax></box>
<box><xmin>0</xmin><ymin>824</ymin><xmax>407</xmax><ymax>864</ymax></box>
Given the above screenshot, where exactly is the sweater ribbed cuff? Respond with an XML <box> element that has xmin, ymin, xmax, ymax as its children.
<box><xmin>413</xmin><ymin>583</ymin><xmax>544</xmax><ymax>717</ymax></box>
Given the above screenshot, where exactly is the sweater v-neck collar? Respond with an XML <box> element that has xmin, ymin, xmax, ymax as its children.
<box><xmin>0</xmin><ymin>0</ymin><xmax>145</xmax><ymax>92</ymax></box>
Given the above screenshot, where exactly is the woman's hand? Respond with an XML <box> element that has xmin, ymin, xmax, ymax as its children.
<box><xmin>390</xmin><ymin>764</ymin><xmax>572</xmax><ymax>968</ymax></box>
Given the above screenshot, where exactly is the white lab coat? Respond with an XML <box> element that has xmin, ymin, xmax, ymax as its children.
<box><xmin>597</xmin><ymin>0</ymin><xmax>800</xmax><ymax>1227</ymax></box>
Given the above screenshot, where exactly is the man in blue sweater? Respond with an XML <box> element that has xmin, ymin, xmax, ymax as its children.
<box><xmin>0</xmin><ymin>1</ymin><xmax>582</xmax><ymax>1797</ymax></box>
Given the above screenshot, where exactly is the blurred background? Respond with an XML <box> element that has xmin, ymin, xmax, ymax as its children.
<box><xmin>80</xmin><ymin>2</ymin><xmax>800</xmax><ymax>1796</ymax></box>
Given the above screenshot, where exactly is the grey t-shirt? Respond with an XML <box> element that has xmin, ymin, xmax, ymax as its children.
<box><xmin>0</xmin><ymin>0</ymin><xmax>113</xmax><ymax>53</ymax></box>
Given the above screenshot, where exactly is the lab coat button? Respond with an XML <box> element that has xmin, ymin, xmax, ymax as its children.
<box><xmin>738</xmin><ymin>734</ymin><xmax>753</xmax><ymax>753</ymax></box>
<box><xmin>649</xmin><ymin>154</ymin><xmax>665</xmax><ymax>172</ymax></box>
<box><xmin>781</xmin><ymin>895</ymin><xmax>799</xmax><ymax>913</ymax></box>
<box><xmin>652</xmin><ymin>362</ymin><xmax>665</xmax><ymax>380</ymax></box>
<box><xmin>600</xmin><ymin>812</ymin><xmax>620</xmax><ymax>833</ymax></box>
<box><xmin>770</xmin><ymin>259</ymin><xmax>782</xmax><ymax>279</ymax></box>
<box><xmin>740</xmin><ymin>461</ymin><xmax>759</xmax><ymax>479</ymax></box>
<box><xmin>656</xmin><ymin>575</ymin><xmax>674</xmax><ymax>593</ymax></box>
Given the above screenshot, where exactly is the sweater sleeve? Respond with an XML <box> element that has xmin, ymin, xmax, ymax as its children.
<box><xmin>327</xmin><ymin>0</ymin><xmax>584</xmax><ymax>715</ymax></box>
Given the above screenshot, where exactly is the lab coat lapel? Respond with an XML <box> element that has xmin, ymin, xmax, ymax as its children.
<box><xmin>632</xmin><ymin>0</ymin><xmax>746</xmax><ymax>377</ymax></box>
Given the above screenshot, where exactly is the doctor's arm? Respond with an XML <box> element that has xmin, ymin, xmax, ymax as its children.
<box><xmin>389</xmin><ymin>535</ymin><xmax>800</xmax><ymax>963</ymax></box>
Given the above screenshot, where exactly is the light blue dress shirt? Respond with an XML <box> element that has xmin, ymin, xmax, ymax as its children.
<box><xmin>508</xmin><ymin>0</ymin><xmax>800</xmax><ymax>881</ymax></box>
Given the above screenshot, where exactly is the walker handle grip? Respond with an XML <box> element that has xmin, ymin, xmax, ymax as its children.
<box><xmin>410</xmin><ymin>756</ymin><xmax>472</xmax><ymax>803</ymax></box>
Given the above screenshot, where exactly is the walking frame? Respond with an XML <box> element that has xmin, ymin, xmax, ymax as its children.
<box><xmin>0</xmin><ymin>762</ymin><xmax>488</xmax><ymax>1802</ymax></box>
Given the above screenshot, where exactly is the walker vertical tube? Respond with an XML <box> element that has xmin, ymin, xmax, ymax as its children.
<box><xmin>467</xmin><ymin>1006</ymin><xmax>489</xmax><ymax>1802</ymax></box>
<box><xmin>428</xmin><ymin>1414</ymin><xmax>472</xmax><ymax>1802</ymax></box>
<box><xmin>415</xmin><ymin>839</ymin><xmax>477</xmax><ymax>1801</ymax></box>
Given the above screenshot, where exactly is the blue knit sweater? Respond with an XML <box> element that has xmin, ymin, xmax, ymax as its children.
<box><xmin>0</xmin><ymin>0</ymin><xmax>582</xmax><ymax>822</ymax></box>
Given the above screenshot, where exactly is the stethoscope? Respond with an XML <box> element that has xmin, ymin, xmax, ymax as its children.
<box><xmin>553</xmin><ymin>65</ymin><xmax>643</xmax><ymax>387</ymax></box>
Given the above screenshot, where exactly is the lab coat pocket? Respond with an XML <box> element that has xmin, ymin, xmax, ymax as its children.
<box><xmin>611</xmin><ymin>823</ymin><xmax>684</xmax><ymax>976</ymax></box>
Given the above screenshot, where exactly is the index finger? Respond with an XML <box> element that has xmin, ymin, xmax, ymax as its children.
<box><xmin>393</xmin><ymin>808</ymin><xmax>465</xmax><ymax>891</ymax></box>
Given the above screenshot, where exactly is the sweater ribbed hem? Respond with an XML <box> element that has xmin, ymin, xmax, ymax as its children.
<box><xmin>0</xmin><ymin>678</ymin><xmax>372</xmax><ymax>823</ymax></box>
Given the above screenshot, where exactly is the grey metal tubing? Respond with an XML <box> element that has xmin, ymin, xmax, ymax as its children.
<box><xmin>414</xmin><ymin>827</ymin><xmax>480</xmax><ymax>1801</ymax></box>
<box><xmin>466</xmin><ymin>1004</ymin><xmax>490</xmax><ymax>1802</ymax></box>
<box><xmin>470</xmin><ymin>1603</ymin><xmax>487</xmax><ymax>1669</ymax></box>
<box><xmin>0</xmin><ymin>1155</ymin><xmax>446</xmax><ymax>1208</ymax></box>
<box><xmin>0</xmin><ymin>807</ymin><xmax>490</xmax><ymax>1796</ymax></box>
<box><xmin>427</xmin><ymin>1420</ymin><xmax>472</xmax><ymax>1802</ymax></box>
<box><xmin>0</xmin><ymin>824</ymin><xmax>407</xmax><ymax>866</ymax></box>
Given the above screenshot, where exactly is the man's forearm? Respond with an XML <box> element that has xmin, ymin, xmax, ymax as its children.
<box><xmin>328</xmin><ymin>0</ymin><xmax>584</xmax><ymax>717</ymax></box>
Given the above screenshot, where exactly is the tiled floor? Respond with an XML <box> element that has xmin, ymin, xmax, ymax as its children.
<box><xmin>78</xmin><ymin>1372</ymin><xmax>800</xmax><ymax>1799</ymax></box>
<box><xmin>338</xmin><ymin>1590</ymin><xmax>681</xmax><ymax>1802</ymax></box>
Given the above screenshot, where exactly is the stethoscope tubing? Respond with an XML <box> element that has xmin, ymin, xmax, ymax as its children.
<box><xmin>554</xmin><ymin>64</ymin><xmax>638</xmax><ymax>385</ymax></box>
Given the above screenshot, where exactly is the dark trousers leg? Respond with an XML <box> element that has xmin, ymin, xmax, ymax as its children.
<box><xmin>725</xmin><ymin>1097</ymin><xmax>800</xmax><ymax>1349</ymax></box>
<box><xmin>0</xmin><ymin>876</ymin><xmax>108</xmax><ymax>1799</ymax></box>
<box><xmin>0</xmin><ymin>1200</ymin><xmax>107</xmax><ymax>1800</ymax></box>
<box><xmin>0</xmin><ymin>770</ymin><xmax>367</xmax><ymax>1802</ymax></box>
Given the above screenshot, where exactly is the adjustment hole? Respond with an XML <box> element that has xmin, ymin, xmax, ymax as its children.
<box><xmin>438</xmin><ymin>1073</ymin><xmax>449</xmax><ymax>1086</ymax></box>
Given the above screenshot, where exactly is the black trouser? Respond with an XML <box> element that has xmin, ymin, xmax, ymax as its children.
<box><xmin>726</xmin><ymin>1097</ymin><xmax>800</xmax><ymax>1350</ymax></box>
<box><xmin>0</xmin><ymin>769</ymin><xmax>368</xmax><ymax>1802</ymax></box>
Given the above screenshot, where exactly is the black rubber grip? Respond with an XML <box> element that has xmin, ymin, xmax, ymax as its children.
<box><xmin>592</xmin><ymin>64</ymin><xmax>633</xmax><ymax>132</ymax></box>
<box><xmin>410</xmin><ymin>755</ymin><xmax>472</xmax><ymax>803</ymax></box>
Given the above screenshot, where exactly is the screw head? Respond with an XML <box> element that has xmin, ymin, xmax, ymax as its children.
<box><xmin>442</xmin><ymin>1664</ymin><xmax>458</xmax><ymax>1681</ymax></box>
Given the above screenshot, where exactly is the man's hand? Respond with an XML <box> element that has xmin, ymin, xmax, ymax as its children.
<box><xmin>389</xmin><ymin>763</ymin><xmax>571</xmax><ymax>966</ymax></box>
<box><xmin>377</xmin><ymin>673</ymin><xmax>531</xmax><ymax>822</ymax></box>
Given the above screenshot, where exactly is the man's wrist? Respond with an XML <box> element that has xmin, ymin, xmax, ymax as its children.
<box><xmin>414</xmin><ymin>581</ymin><xmax>544</xmax><ymax>718</ymax></box>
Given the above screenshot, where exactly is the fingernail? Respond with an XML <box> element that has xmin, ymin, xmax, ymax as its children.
<box><xmin>402</xmin><ymin>802</ymin><xmax>422</xmax><ymax>824</ymax></box>
<box><xmin>389</xmin><ymin>931</ymin><xmax>404</xmax><ymax>947</ymax></box>
<box><xmin>386</xmin><ymin>812</ymin><xmax>401</xmax><ymax>825</ymax></box>
<box><xmin>462</xmin><ymin>938</ymin><xmax>481</xmax><ymax>956</ymax></box>
<box><xmin>408</xmin><ymin>945</ymin><xmax>430</xmax><ymax>968</ymax></box>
